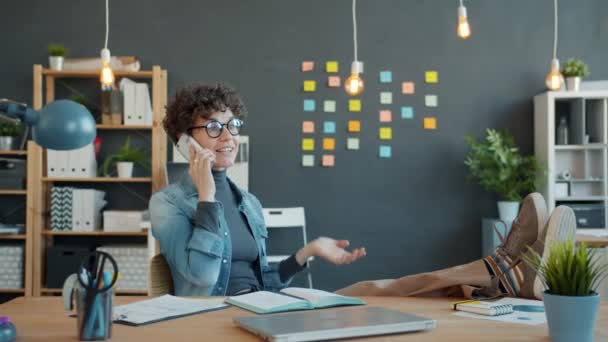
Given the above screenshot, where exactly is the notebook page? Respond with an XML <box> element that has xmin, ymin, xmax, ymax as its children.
<box><xmin>280</xmin><ymin>287</ymin><xmax>344</xmax><ymax>306</ymax></box>
<box><xmin>227</xmin><ymin>291</ymin><xmax>308</xmax><ymax>311</ymax></box>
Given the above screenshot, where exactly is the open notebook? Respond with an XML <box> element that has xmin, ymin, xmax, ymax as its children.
<box><xmin>225</xmin><ymin>287</ymin><xmax>365</xmax><ymax>314</ymax></box>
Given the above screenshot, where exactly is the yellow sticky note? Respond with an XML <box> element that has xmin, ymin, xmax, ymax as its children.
<box><xmin>301</xmin><ymin>61</ymin><xmax>314</xmax><ymax>72</ymax></box>
<box><xmin>328</xmin><ymin>76</ymin><xmax>341</xmax><ymax>87</ymax></box>
<box><xmin>322</xmin><ymin>154</ymin><xmax>335</xmax><ymax>167</ymax></box>
<box><xmin>424</xmin><ymin>117</ymin><xmax>437</xmax><ymax>130</ymax></box>
<box><xmin>303</xmin><ymin>80</ymin><xmax>316</xmax><ymax>92</ymax></box>
<box><xmin>348</xmin><ymin>120</ymin><xmax>361</xmax><ymax>132</ymax></box>
<box><xmin>425</xmin><ymin>71</ymin><xmax>438</xmax><ymax>83</ymax></box>
<box><xmin>379</xmin><ymin>127</ymin><xmax>392</xmax><ymax>140</ymax></box>
<box><xmin>326</xmin><ymin>61</ymin><xmax>339</xmax><ymax>73</ymax></box>
<box><xmin>349</xmin><ymin>99</ymin><xmax>361</xmax><ymax>112</ymax></box>
<box><xmin>302</xmin><ymin>138</ymin><xmax>314</xmax><ymax>151</ymax></box>
<box><xmin>323</xmin><ymin>138</ymin><xmax>335</xmax><ymax>150</ymax></box>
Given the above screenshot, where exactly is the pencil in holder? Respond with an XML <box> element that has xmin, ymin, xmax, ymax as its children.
<box><xmin>75</xmin><ymin>287</ymin><xmax>114</xmax><ymax>341</ymax></box>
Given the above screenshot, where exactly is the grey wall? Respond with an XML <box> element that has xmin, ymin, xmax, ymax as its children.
<box><xmin>2</xmin><ymin>0</ymin><xmax>608</xmax><ymax>291</ymax></box>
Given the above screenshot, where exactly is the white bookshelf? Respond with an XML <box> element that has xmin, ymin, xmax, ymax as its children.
<box><xmin>534</xmin><ymin>90</ymin><xmax>608</xmax><ymax>234</ymax></box>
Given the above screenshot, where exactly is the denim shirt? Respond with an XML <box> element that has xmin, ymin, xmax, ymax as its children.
<box><xmin>149</xmin><ymin>175</ymin><xmax>293</xmax><ymax>296</ymax></box>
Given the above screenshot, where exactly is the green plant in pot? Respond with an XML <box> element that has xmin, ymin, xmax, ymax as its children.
<box><xmin>0</xmin><ymin>122</ymin><xmax>24</xmax><ymax>151</ymax></box>
<box><xmin>524</xmin><ymin>240</ymin><xmax>608</xmax><ymax>342</ymax></box>
<box><xmin>48</xmin><ymin>43</ymin><xmax>69</xmax><ymax>71</ymax></box>
<box><xmin>101</xmin><ymin>136</ymin><xmax>149</xmax><ymax>178</ymax></box>
<box><xmin>465</xmin><ymin>129</ymin><xmax>542</xmax><ymax>223</ymax></box>
<box><xmin>561</xmin><ymin>58</ymin><xmax>589</xmax><ymax>92</ymax></box>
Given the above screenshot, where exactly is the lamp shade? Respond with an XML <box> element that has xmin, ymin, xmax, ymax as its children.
<box><xmin>32</xmin><ymin>100</ymin><xmax>96</xmax><ymax>150</ymax></box>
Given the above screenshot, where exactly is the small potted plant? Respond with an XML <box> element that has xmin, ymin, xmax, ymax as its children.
<box><xmin>465</xmin><ymin>129</ymin><xmax>543</xmax><ymax>223</ymax></box>
<box><xmin>524</xmin><ymin>240</ymin><xmax>608</xmax><ymax>342</ymax></box>
<box><xmin>48</xmin><ymin>43</ymin><xmax>69</xmax><ymax>71</ymax></box>
<box><xmin>101</xmin><ymin>136</ymin><xmax>149</xmax><ymax>178</ymax></box>
<box><xmin>0</xmin><ymin>122</ymin><xmax>24</xmax><ymax>151</ymax></box>
<box><xmin>561</xmin><ymin>58</ymin><xmax>590</xmax><ymax>92</ymax></box>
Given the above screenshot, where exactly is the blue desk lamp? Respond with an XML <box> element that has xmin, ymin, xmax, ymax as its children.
<box><xmin>0</xmin><ymin>98</ymin><xmax>96</xmax><ymax>150</ymax></box>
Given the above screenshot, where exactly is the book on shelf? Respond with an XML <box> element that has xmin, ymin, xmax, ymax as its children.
<box><xmin>452</xmin><ymin>299</ymin><xmax>514</xmax><ymax>316</ymax></box>
<box><xmin>225</xmin><ymin>287</ymin><xmax>366</xmax><ymax>314</ymax></box>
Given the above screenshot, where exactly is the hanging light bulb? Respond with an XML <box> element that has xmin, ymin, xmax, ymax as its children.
<box><xmin>99</xmin><ymin>0</ymin><xmax>114</xmax><ymax>89</ymax></box>
<box><xmin>345</xmin><ymin>61</ymin><xmax>364</xmax><ymax>96</ymax></box>
<box><xmin>457</xmin><ymin>1</ymin><xmax>471</xmax><ymax>39</ymax></box>
<box><xmin>100</xmin><ymin>48</ymin><xmax>114</xmax><ymax>89</ymax></box>
<box><xmin>345</xmin><ymin>0</ymin><xmax>364</xmax><ymax>96</ymax></box>
<box><xmin>545</xmin><ymin>0</ymin><xmax>563</xmax><ymax>90</ymax></box>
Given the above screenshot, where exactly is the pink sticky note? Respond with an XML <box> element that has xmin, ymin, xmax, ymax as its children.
<box><xmin>379</xmin><ymin>110</ymin><xmax>392</xmax><ymax>122</ymax></box>
<box><xmin>328</xmin><ymin>76</ymin><xmax>341</xmax><ymax>87</ymax></box>
<box><xmin>302</xmin><ymin>121</ymin><xmax>315</xmax><ymax>133</ymax></box>
<box><xmin>302</xmin><ymin>61</ymin><xmax>314</xmax><ymax>72</ymax></box>
<box><xmin>402</xmin><ymin>82</ymin><xmax>415</xmax><ymax>94</ymax></box>
<box><xmin>322</xmin><ymin>154</ymin><xmax>335</xmax><ymax>167</ymax></box>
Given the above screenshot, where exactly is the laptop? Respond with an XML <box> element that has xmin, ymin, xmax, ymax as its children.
<box><xmin>233</xmin><ymin>306</ymin><xmax>436</xmax><ymax>342</ymax></box>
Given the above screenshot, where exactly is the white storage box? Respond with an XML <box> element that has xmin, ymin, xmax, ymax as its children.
<box><xmin>103</xmin><ymin>210</ymin><xmax>145</xmax><ymax>232</ymax></box>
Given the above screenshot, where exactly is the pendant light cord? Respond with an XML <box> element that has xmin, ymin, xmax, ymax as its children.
<box><xmin>104</xmin><ymin>0</ymin><xmax>109</xmax><ymax>49</ymax></box>
<box><xmin>459</xmin><ymin>0</ymin><xmax>463</xmax><ymax>7</ymax></box>
<box><xmin>552</xmin><ymin>0</ymin><xmax>558</xmax><ymax>60</ymax></box>
<box><xmin>352</xmin><ymin>0</ymin><xmax>358</xmax><ymax>62</ymax></box>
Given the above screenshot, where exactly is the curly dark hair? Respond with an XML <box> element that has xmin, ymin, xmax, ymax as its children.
<box><xmin>163</xmin><ymin>83</ymin><xmax>247</xmax><ymax>142</ymax></box>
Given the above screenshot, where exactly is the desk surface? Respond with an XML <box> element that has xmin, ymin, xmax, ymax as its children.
<box><xmin>577</xmin><ymin>234</ymin><xmax>608</xmax><ymax>247</ymax></box>
<box><xmin>2</xmin><ymin>296</ymin><xmax>607</xmax><ymax>341</ymax></box>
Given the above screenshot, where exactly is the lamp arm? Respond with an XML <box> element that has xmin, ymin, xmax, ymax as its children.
<box><xmin>0</xmin><ymin>98</ymin><xmax>39</xmax><ymax>125</ymax></box>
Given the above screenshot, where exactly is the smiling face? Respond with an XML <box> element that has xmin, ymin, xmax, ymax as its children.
<box><xmin>190</xmin><ymin>109</ymin><xmax>240</xmax><ymax>171</ymax></box>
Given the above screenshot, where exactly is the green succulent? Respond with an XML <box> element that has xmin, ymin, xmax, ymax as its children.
<box><xmin>524</xmin><ymin>240</ymin><xmax>608</xmax><ymax>296</ymax></box>
<box><xmin>0</xmin><ymin>122</ymin><xmax>24</xmax><ymax>137</ymax></box>
<box><xmin>48</xmin><ymin>43</ymin><xmax>69</xmax><ymax>57</ymax></box>
<box><xmin>101</xmin><ymin>136</ymin><xmax>150</xmax><ymax>176</ymax></box>
<box><xmin>465</xmin><ymin>129</ymin><xmax>543</xmax><ymax>202</ymax></box>
<box><xmin>561</xmin><ymin>58</ymin><xmax>590</xmax><ymax>78</ymax></box>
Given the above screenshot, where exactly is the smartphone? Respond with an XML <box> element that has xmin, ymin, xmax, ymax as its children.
<box><xmin>175</xmin><ymin>134</ymin><xmax>204</xmax><ymax>161</ymax></box>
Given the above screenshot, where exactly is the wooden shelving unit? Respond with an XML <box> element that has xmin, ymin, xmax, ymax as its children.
<box><xmin>0</xmin><ymin>288</ymin><xmax>26</xmax><ymax>294</ymax></box>
<box><xmin>0</xmin><ymin>190</ymin><xmax>27</xmax><ymax>195</ymax></box>
<box><xmin>30</xmin><ymin>64</ymin><xmax>168</xmax><ymax>297</ymax></box>
<box><xmin>0</xmin><ymin>234</ymin><xmax>27</xmax><ymax>240</ymax></box>
<box><xmin>0</xmin><ymin>150</ymin><xmax>27</xmax><ymax>156</ymax></box>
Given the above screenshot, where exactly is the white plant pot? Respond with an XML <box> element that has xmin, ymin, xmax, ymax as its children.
<box><xmin>497</xmin><ymin>201</ymin><xmax>520</xmax><ymax>223</ymax></box>
<box><xmin>566</xmin><ymin>77</ymin><xmax>581</xmax><ymax>91</ymax></box>
<box><xmin>48</xmin><ymin>56</ymin><xmax>64</xmax><ymax>70</ymax></box>
<box><xmin>116</xmin><ymin>162</ymin><xmax>134</xmax><ymax>178</ymax></box>
<box><xmin>0</xmin><ymin>136</ymin><xmax>14</xmax><ymax>150</ymax></box>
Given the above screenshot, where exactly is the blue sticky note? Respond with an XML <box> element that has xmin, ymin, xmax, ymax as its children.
<box><xmin>379</xmin><ymin>71</ymin><xmax>392</xmax><ymax>83</ymax></box>
<box><xmin>379</xmin><ymin>145</ymin><xmax>392</xmax><ymax>158</ymax></box>
<box><xmin>323</xmin><ymin>121</ymin><xmax>336</xmax><ymax>134</ymax></box>
<box><xmin>303</xmin><ymin>99</ymin><xmax>316</xmax><ymax>112</ymax></box>
<box><xmin>401</xmin><ymin>106</ymin><xmax>414</xmax><ymax>119</ymax></box>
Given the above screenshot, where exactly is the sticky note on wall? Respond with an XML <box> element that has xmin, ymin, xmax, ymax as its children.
<box><xmin>424</xmin><ymin>117</ymin><xmax>437</xmax><ymax>130</ymax></box>
<box><xmin>380</xmin><ymin>92</ymin><xmax>393</xmax><ymax>104</ymax></box>
<box><xmin>302</xmin><ymin>138</ymin><xmax>314</xmax><ymax>151</ymax></box>
<box><xmin>303</xmin><ymin>80</ymin><xmax>316</xmax><ymax>92</ymax></box>
<box><xmin>379</xmin><ymin>145</ymin><xmax>392</xmax><ymax>158</ymax></box>
<box><xmin>302</xmin><ymin>121</ymin><xmax>315</xmax><ymax>133</ymax></box>
<box><xmin>323</xmin><ymin>121</ymin><xmax>336</xmax><ymax>134</ymax></box>
<box><xmin>348</xmin><ymin>120</ymin><xmax>361</xmax><ymax>132</ymax></box>
<box><xmin>328</xmin><ymin>76</ymin><xmax>341</xmax><ymax>87</ymax></box>
<box><xmin>347</xmin><ymin>137</ymin><xmax>360</xmax><ymax>150</ymax></box>
<box><xmin>349</xmin><ymin>99</ymin><xmax>361</xmax><ymax>112</ymax></box>
<box><xmin>326</xmin><ymin>61</ymin><xmax>339</xmax><ymax>73</ymax></box>
<box><xmin>323</xmin><ymin>138</ymin><xmax>335</xmax><ymax>150</ymax></box>
<box><xmin>301</xmin><ymin>61</ymin><xmax>314</xmax><ymax>72</ymax></box>
<box><xmin>402</xmin><ymin>82</ymin><xmax>415</xmax><ymax>94</ymax></box>
<box><xmin>322</xmin><ymin>154</ymin><xmax>335</xmax><ymax>167</ymax></box>
<box><xmin>425</xmin><ymin>95</ymin><xmax>438</xmax><ymax>107</ymax></box>
<box><xmin>425</xmin><ymin>71</ymin><xmax>438</xmax><ymax>83</ymax></box>
<box><xmin>401</xmin><ymin>106</ymin><xmax>414</xmax><ymax>119</ymax></box>
<box><xmin>303</xmin><ymin>99</ymin><xmax>315</xmax><ymax>112</ymax></box>
<box><xmin>379</xmin><ymin>71</ymin><xmax>392</xmax><ymax>83</ymax></box>
<box><xmin>323</xmin><ymin>100</ymin><xmax>336</xmax><ymax>112</ymax></box>
<box><xmin>302</xmin><ymin>154</ymin><xmax>314</xmax><ymax>167</ymax></box>
<box><xmin>379</xmin><ymin>127</ymin><xmax>392</xmax><ymax>140</ymax></box>
<box><xmin>379</xmin><ymin>110</ymin><xmax>392</xmax><ymax>122</ymax></box>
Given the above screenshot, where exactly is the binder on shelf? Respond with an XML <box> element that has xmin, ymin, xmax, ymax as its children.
<box><xmin>71</xmin><ymin>189</ymin><xmax>83</xmax><ymax>231</ymax></box>
<box><xmin>81</xmin><ymin>189</ymin><xmax>107</xmax><ymax>231</ymax></box>
<box><xmin>135</xmin><ymin>83</ymin><xmax>153</xmax><ymax>125</ymax></box>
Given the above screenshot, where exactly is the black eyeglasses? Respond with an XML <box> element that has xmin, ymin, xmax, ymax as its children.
<box><xmin>188</xmin><ymin>118</ymin><xmax>244</xmax><ymax>138</ymax></box>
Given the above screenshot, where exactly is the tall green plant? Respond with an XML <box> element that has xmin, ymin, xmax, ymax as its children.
<box><xmin>524</xmin><ymin>240</ymin><xmax>608</xmax><ymax>296</ymax></box>
<box><xmin>101</xmin><ymin>136</ymin><xmax>150</xmax><ymax>176</ymax></box>
<box><xmin>465</xmin><ymin>129</ymin><xmax>542</xmax><ymax>202</ymax></box>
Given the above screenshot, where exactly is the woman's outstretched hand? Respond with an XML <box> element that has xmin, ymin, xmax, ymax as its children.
<box><xmin>295</xmin><ymin>237</ymin><xmax>366</xmax><ymax>266</ymax></box>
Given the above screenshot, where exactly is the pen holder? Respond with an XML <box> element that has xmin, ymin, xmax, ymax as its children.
<box><xmin>75</xmin><ymin>287</ymin><xmax>114</xmax><ymax>341</ymax></box>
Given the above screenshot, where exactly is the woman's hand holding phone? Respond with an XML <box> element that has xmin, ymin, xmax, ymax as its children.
<box><xmin>188</xmin><ymin>143</ymin><xmax>216</xmax><ymax>202</ymax></box>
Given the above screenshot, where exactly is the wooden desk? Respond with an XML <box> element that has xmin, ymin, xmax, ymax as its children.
<box><xmin>577</xmin><ymin>234</ymin><xmax>608</xmax><ymax>248</ymax></box>
<box><xmin>2</xmin><ymin>296</ymin><xmax>607</xmax><ymax>341</ymax></box>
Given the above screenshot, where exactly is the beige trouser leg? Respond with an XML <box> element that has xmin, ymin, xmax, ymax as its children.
<box><xmin>336</xmin><ymin>259</ymin><xmax>494</xmax><ymax>299</ymax></box>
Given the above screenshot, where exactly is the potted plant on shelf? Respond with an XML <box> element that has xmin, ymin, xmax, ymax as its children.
<box><xmin>561</xmin><ymin>58</ymin><xmax>590</xmax><ymax>92</ymax></box>
<box><xmin>0</xmin><ymin>122</ymin><xmax>24</xmax><ymax>151</ymax></box>
<box><xmin>48</xmin><ymin>43</ymin><xmax>69</xmax><ymax>71</ymax></box>
<box><xmin>101</xmin><ymin>136</ymin><xmax>149</xmax><ymax>178</ymax></box>
<box><xmin>524</xmin><ymin>240</ymin><xmax>608</xmax><ymax>342</ymax></box>
<box><xmin>465</xmin><ymin>129</ymin><xmax>542</xmax><ymax>223</ymax></box>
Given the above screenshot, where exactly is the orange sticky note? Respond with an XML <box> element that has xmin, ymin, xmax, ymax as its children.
<box><xmin>379</xmin><ymin>110</ymin><xmax>392</xmax><ymax>123</ymax></box>
<box><xmin>349</xmin><ymin>99</ymin><xmax>361</xmax><ymax>112</ymax></box>
<box><xmin>402</xmin><ymin>82</ymin><xmax>415</xmax><ymax>94</ymax></box>
<box><xmin>425</xmin><ymin>71</ymin><xmax>438</xmax><ymax>83</ymax></box>
<box><xmin>328</xmin><ymin>76</ymin><xmax>341</xmax><ymax>87</ymax></box>
<box><xmin>424</xmin><ymin>117</ymin><xmax>437</xmax><ymax>130</ymax></box>
<box><xmin>322</xmin><ymin>154</ymin><xmax>335</xmax><ymax>167</ymax></box>
<box><xmin>348</xmin><ymin>120</ymin><xmax>361</xmax><ymax>132</ymax></box>
<box><xmin>326</xmin><ymin>61</ymin><xmax>339</xmax><ymax>73</ymax></box>
<box><xmin>379</xmin><ymin>127</ymin><xmax>392</xmax><ymax>140</ymax></box>
<box><xmin>302</xmin><ymin>121</ymin><xmax>315</xmax><ymax>133</ymax></box>
<box><xmin>303</xmin><ymin>80</ymin><xmax>316</xmax><ymax>92</ymax></box>
<box><xmin>301</xmin><ymin>61</ymin><xmax>314</xmax><ymax>72</ymax></box>
<box><xmin>323</xmin><ymin>138</ymin><xmax>335</xmax><ymax>150</ymax></box>
<box><xmin>302</xmin><ymin>138</ymin><xmax>314</xmax><ymax>151</ymax></box>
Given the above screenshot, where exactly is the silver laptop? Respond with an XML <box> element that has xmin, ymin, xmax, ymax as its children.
<box><xmin>233</xmin><ymin>306</ymin><xmax>436</xmax><ymax>342</ymax></box>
